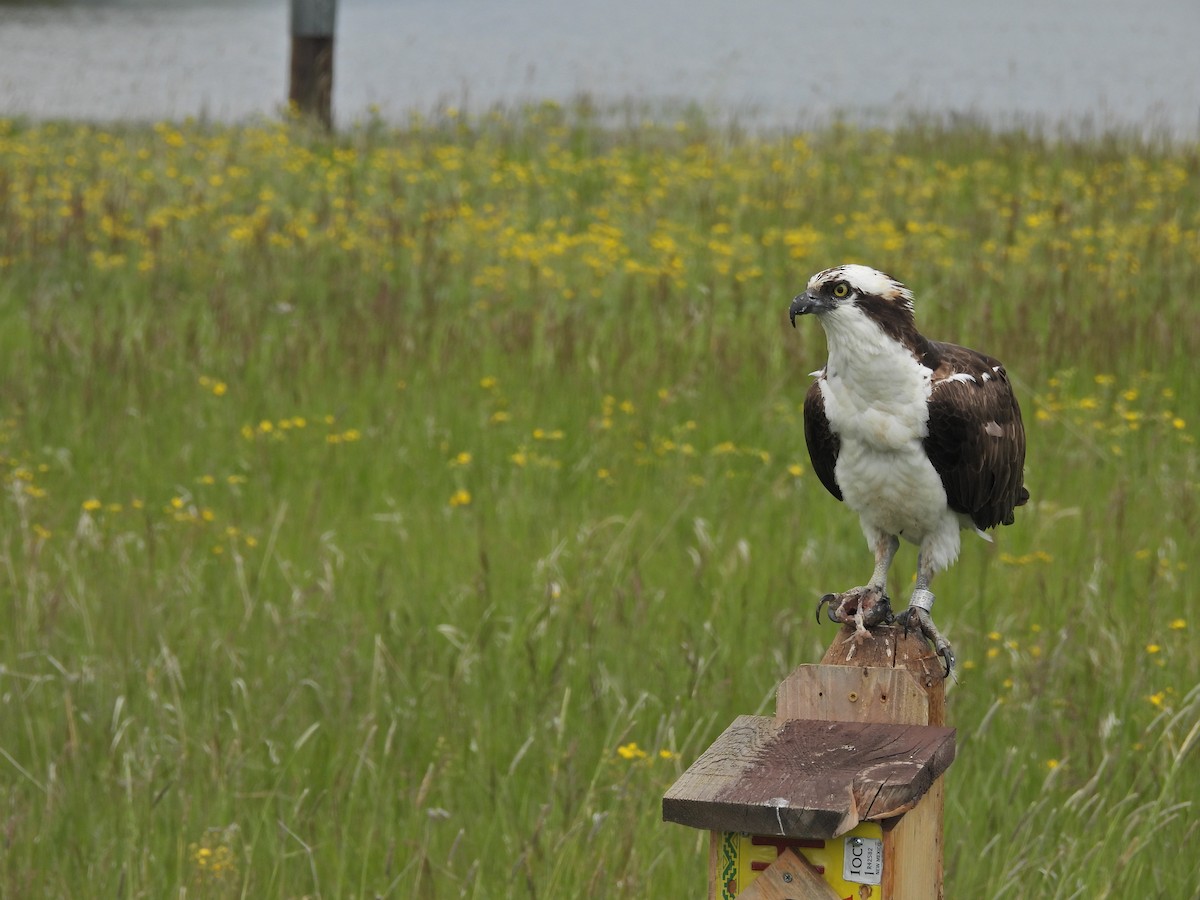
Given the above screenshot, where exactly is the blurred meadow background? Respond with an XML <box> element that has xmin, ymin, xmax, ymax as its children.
<box><xmin>0</xmin><ymin>104</ymin><xmax>1197</xmax><ymax>897</ymax></box>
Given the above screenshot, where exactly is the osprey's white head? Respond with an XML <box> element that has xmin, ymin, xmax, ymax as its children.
<box><xmin>789</xmin><ymin>264</ymin><xmax>921</xmax><ymax>355</ymax></box>
<box><xmin>789</xmin><ymin>264</ymin><xmax>914</xmax><ymax>327</ymax></box>
<box><xmin>792</xmin><ymin>262</ymin><xmax>912</xmax><ymax>321</ymax></box>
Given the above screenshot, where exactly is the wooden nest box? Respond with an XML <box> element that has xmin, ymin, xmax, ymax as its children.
<box><xmin>663</xmin><ymin>625</ymin><xmax>955</xmax><ymax>899</ymax></box>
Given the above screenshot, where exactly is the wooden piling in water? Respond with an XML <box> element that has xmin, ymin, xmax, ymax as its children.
<box><xmin>288</xmin><ymin>0</ymin><xmax>337</xmax><ymax>128</ymax></box>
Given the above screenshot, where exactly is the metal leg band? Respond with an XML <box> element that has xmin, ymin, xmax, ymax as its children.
<box><xmin>908</xmin><ymin>589</ymin><xmax>935</xmax><ymax>613</ymax></box>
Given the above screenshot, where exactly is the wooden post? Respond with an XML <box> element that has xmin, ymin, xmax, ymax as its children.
<box><xmin>663</xmin><ymin>624</ymin><xmax>951</xmax><ymax>899</ymax></box>
<box><xmin>784</xmin><ymin>625</ymin><xmax>948</xmax><ymax>900</ymax></box>
<box><xmin>289</xmin><ymin>0</ymin><xmax>337</xmax><ymax>128</ymax></box>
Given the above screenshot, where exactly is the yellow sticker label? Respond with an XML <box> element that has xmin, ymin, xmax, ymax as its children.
<box><xmin>718</xmin><ymin>822</ymin><xmax>884</xmax><ymax>899</ymax></box>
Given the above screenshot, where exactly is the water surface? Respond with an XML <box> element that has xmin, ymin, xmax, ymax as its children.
<box><xmin>1</xmin><ymin>0</ymin><xmax>1197</xmax><ymax>135</ymax></box>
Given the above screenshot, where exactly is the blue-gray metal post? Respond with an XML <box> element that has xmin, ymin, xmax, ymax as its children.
<box><xmin>288</xmin><ymin>0</ymin><xmax>337</xmax><ymax>128</ymax></box>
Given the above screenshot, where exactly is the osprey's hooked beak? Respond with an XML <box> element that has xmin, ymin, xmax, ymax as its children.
<box><xmin>789</xmin><ymin>292</ymin><xmax>831</xmax><ymax>327</ymax></box>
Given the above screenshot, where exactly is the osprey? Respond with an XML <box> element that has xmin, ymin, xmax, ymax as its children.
<box><xmin>789</xmin><ymin>264</ymin><xmax>1028</xmax><ymax>674</ymax></box>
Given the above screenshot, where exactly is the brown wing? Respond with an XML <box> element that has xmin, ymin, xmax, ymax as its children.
<box><xmin>923</xmin><ymin>342</ymin><xmax>1028</xmax><ymax>530</ymax></box>
<box><xmin>803</xmin><ymin>379</ymin><xmax>842</xmax><ymax>502</ymax></box>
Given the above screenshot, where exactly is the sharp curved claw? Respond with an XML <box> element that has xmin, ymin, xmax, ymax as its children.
<box><xmin>897</xmin><ymin>603</ymin><xmax>956</xmax><ymax>680</ymax></box>
<box><xmin>940</xmin><ymin>646</ymin><xmax>956</xmax><ymax>680</ymax></box>
<box><xmin>816</xmin><ymin>588</ymin><xmax>893</xmax><ymax>628</ymax></box>
<box><xmin>815</xmin><ymin>593</ymin><xmax>838</xmax><ymax>624</ymax></box>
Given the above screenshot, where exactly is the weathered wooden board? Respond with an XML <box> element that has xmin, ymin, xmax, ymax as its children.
<box><xmin>731</xmin><ymin>849</ymin><xmax>842</xmax><ymax>900</ymax></box>
<box><xmin>884</xmin><ymin>774</ymin><xmax>945</xmax><ymax>898</ymax></box>
<box><xmin>777</xmin><ymin>663</ymin><xmax>931</xmax><ymax>725</ymax></box>
<box><xmin>817</xmin><ymin>624</ymin><xmax>947</xmax><ymax>725</ymax></box>
<box><xmin>663</xmin><ymin>714</ymin><xmax>955</xmax><ymax>840</ymax></box>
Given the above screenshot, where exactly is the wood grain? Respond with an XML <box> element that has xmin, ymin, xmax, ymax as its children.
<box><xmin>731</xmin><ymin>849</ymin><xmax>843</xmax><ymax>900</ymax></box>
<box><xmin>662</xmin><ymin>714</ymin><xmax>955</xmax><ymax>840</ymax></box>
<box><xmin>816</xmin><ymin>624</ymin><xmax>946</xmax><ymax>726</ymax></box>
<box><xmin>776</xmin><ymin>664</ymin><xmax>931</xmax><ymax>725</ymax></box>
<box><xmin>884</xmin><ymin>774</ymin><xmax>945</xmax><ymax>899</ymax></box>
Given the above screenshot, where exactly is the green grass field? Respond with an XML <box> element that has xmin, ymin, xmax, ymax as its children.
<box><xmin>1</xmin><ymin>106</ymin><xmax>1197</xmax><ymax>898</ymax></box>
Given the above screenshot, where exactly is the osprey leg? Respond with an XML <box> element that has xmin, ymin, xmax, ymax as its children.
<box><xmin>896</xmin><ymin>553</ymin><xmax>956</xmax><ymax>676</ymax></box>
<box><xmin>815</xmin><ymin>533</ymin><xmax>898</xmax><ymax>637</ymax></box>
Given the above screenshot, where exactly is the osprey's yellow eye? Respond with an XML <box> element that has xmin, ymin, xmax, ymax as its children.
<box><xmin>832</xmin><ymin>282</ymin><xmax>850</xmax><ymax>298</ymax></box>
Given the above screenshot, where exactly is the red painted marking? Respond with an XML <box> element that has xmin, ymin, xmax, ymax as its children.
<box><xmin>750</xmin><ymin>835</ymin><xmax>827</xmax><ymax>850</ymax></box>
